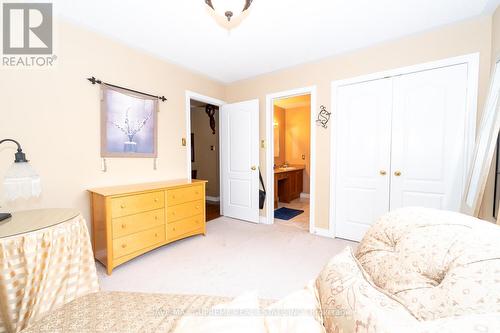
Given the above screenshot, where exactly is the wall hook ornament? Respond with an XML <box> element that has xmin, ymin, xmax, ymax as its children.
<box><xmin>316</xmin><ymin>105</ymin><xmax>331</xmax><ymax>129</ymax></box>
<box><xmin>205</xmin><ymin>104</ymin><xmax>217</xmax><ymax>135</ymax></box>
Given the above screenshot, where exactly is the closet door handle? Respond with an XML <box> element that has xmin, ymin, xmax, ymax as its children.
<box><xmin>394</xmin><ymin>171</ymin><xmax>402</xmax><ymax>177</ymax></box>
<box><xmin>379</xmin><ymin>170</ymin><xmax>387</xmax><ymax>176</ymax></box>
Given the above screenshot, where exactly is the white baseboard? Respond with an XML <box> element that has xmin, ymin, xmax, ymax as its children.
<box><xmin>206</xmin><ymin>196</ymin><xmax>220</xmax><ymax>202</ymax></box>
<box><xmin>300</xmin><ymin>192</ymin><xmax>310</xmax><ymax>199</ymax></box>
<box><xmin>311</xmin><ymin>227</ymin><xmax>334</xmax><ymax>238</ymax></box>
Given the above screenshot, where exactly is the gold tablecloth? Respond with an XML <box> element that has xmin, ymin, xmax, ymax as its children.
<box><xmin>0</xmin><ymin>212</ymin><xmax>99</xmax><ymax>333</ymax></box>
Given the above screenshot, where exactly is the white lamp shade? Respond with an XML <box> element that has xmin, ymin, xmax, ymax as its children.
<box><xmin>3</xmin><ymin>162</ymin><xmax>41</xmax><ymax>201</ymax></box>
<box><xmin>210</xmin><ymin>0</ymin><xmax>246</xmax><ymax>18</ymax></box>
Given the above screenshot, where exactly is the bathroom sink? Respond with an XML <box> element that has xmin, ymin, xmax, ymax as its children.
<box><xmin>275</xmin><ymin>167</ymin><xmax>298</xmax><ymax>172</ymax></box>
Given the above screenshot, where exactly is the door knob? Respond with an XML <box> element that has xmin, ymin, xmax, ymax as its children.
<box><xmin>251</xmin><ymin>166</ymin><xmax>257</xmax><ymax>170</ymax></box>
<box><xmin>379</xmin><ymin>170</ymin><xmax>387</xmax><ymax>176</ymax></box>
<box><xmin>394</xmin><ymin>171</ymin><xmax>402</xmax><ymax>177</ymax></box>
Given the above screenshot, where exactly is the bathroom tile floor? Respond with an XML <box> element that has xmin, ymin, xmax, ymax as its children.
<box><xmin>275</xmin><ymin>198</ymin><xmax>310</xmax><ymax>231</ymax></box>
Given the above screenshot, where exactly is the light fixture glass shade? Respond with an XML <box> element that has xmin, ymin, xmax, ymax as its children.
<box><xmin>210</xmin><ymin>0</ymin><xmax>246</xmax><ymax>19</ymax></box>
<box><xmin>3</xmin><ymin>162</ymin><xmax>41</xmax><ymax>201</ymax></box>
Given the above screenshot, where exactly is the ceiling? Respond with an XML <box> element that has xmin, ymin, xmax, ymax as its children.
<box><xmin>275</xmin><ymin>95</ymin><xmax>311</xmax><ymax>109</ymax></box>
<box><xmin>54</xmin><ymin>0</ymin><xmax>500</xmax><ymax>83</ymax></box>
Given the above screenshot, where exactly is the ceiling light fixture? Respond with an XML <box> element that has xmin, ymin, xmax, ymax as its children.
<box><xmin>205</xmin><ymin>0</ymin><xmax>253</xmax><ymax>29</ymax></box>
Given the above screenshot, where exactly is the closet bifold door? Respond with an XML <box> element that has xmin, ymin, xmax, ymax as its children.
<box><xmin>389</xmin><ymin>63</ymin><xmax>469</xmax><ymax>211</ymax></box>
<box><xmin>334</xmin><ymin>77</ymin><xmax>393</xmax><ymax>241</ymax></box>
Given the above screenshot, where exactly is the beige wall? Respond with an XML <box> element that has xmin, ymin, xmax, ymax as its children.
<box><xmin>191</xmin><ymin>107</ymin><xmax>220</xmax><ymax>198</ymax></box>
<box><xmin>273</xmin><ymin>106</ymin><xmax>286</xmax><ymax>166</ymax></box>
<box><xmin>1</xmin><ymin>14</ymin><xmax>498</xmax><ymax>232</ymax></box>
<box><xmin>226</xmin><ymin>16</ymin><xmax>493</xmax><ymax>228</ymax></box>
<box><xmin>285</xmin><ymin>106</ymin><xmax>311</xmax><ymax>194</ymax></box>
<box><xmin>0</xmin><ymin>20</ymin><xmax>225</xmax><ymax>230</ymax></box>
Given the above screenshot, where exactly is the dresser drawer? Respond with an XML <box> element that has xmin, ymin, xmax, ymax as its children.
<box><xmin>166</xmin><ymin>185</ymin><xmax>203</xmax><ymax>207</ymax></box>
<box><xmin>111</xmin><ymin>191</ymin><xmax>164</xmax><ymax>218</ymax></box>
<box><xmin>113</xmin><ymin>226</ymin><xmax>165</xmax><ymax>259</ymax></box>
<box><xmin>167</xmin><ymin>215</ymin><xmax>203</xmax><ymax>240</ymax></box>
<box><xmin>167</xmin><ymin>200</ymin><xmax>203</xmax><ymax>223</ymax></box>
<box><xmin>112</xmin><ymin>209</ymin><xmax>164</xmax><ymax>239</ymax></box>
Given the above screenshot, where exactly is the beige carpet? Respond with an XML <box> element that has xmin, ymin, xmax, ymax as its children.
<box><xmin>97</xmin><ymin>216</ymin><xmax>356</xmax><ymax>300</ymax></box>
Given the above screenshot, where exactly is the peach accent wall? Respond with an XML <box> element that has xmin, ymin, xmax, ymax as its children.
<box><xmin>285</xmin><ymin>106</ymin><xmax>311</xmax><ymax>194</ymax></box>
<box><xmin>226</xmin><ymin>16</ymin><xmax>493</xmax><ymax>228</ymax></box>
<box><xmin>0</xmin><ymin>20</ymin><xmax>225</xmax><ymax>230</ymax></box>
<box><xmin>191</xmin><ymin>107</ymin><xmax>220</xmax><ymax>198</ymax></box>
<box><xmin>273</xmin><ymin>105</ymin><xmax>286</xmax><ymax>166</ymax></box>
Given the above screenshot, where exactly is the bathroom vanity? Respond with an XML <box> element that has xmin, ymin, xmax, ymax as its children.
<box><xmin>274</xmin><ymin>166</ymin><xmax>305</xmax><ymax>208</ymax></box>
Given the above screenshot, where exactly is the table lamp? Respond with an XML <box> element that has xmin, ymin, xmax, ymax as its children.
<box><xmin>0</xmin><ymin>139</ymin><xmax>41</xmax><ymax>222</ymax></box>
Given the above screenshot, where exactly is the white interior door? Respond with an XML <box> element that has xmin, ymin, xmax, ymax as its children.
<box><xmin>221</xmin><ymin>99</ymin><xmax>260</xmax><ymax>223</ymax></box>
<box><xmin>390</xmin><ymin>64</ymin><xmax>469</xmax><ymax>211</ymax></box>
<box><xmin>334</xmin><ymin>78</ymin><xmax>393</xmax><ymax>241</ymax></box>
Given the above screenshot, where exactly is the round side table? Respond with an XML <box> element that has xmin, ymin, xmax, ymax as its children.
<box><xmin>0</xmin><ymin>209</ymin><xmax>99</xmax><ymax>333</ymax></box>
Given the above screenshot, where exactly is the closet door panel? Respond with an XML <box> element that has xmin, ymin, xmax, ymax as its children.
<box><xmin>334</xmin><ymin>78</ymin><xmax>392</xmax><ymax>241</ymax></box>
<box><xmin>390</xmin><ymin>64</ymin><xmax>469</xmax><ymax>211</ymax></box>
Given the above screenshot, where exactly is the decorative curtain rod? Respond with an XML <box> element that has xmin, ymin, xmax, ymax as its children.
<box><xmin>86</xmin><ymin>76</ymin><xmax>167</xmax><ymax>102</ymax></box>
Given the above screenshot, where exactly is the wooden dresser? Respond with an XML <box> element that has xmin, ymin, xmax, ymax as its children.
<box><xmin>88</xmin><ymin>179</ymin><xmax>207</xmax><ymax>275</ymax></box>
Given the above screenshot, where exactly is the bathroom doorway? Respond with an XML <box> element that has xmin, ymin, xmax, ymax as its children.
<box><xmin>266</xmin><ymin>86</ymin><xmax>317</xmax><ymax>233</ymax></box>
<box><xmin>189</xmin><ymin>98</ymin><xmax>222</xmax><ymax>222</ymax></box>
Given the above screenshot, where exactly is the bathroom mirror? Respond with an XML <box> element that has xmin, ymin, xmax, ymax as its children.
<box><xmin>274</xmin><ymin>124</ymin><xmax>280</xmax><ymax>157</ymax></box>
<box><xmin>462</xmin><ymin>59</ymin><xmax>500</xmax><ymax>217</ymax></box>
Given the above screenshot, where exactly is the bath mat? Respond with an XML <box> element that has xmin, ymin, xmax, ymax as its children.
<box><xmin>274</xmin><ymin>207</ymin><xmax>304</xmax><ymax>220</ymax></box>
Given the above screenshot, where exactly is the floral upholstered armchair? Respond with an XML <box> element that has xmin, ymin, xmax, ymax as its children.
<box><xmin>315</xmin><ymin>207</ymin><xmax>500</xmax><ymax>333</ymax></box>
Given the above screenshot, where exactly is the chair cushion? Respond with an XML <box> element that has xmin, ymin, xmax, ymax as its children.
<box><xmin>356</xmin><ymin>207</ymin><xmax>500</xmax><ymax>320</ymax></box>
<box><xmin>315</xmin><ymin>247</ymin><xmax>417</xmax><ymax>332</ymax></box>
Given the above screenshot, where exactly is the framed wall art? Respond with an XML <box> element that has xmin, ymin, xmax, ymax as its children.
<box><xmin>101</xmin><ymin>84</ymin><xmax>158</xmax><ymax>158</ymax></box>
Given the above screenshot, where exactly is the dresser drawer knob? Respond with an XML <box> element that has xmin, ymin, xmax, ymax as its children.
<box><xmin>120</xmin><ymin>204</ymin><xmax>126</xmax><ymax>209</ymax></box>
<box><xmin>172</xmin><ymin>212</ymin><xmax>176</xmax><ymax>216</ymax></box>
<box><xmin>195</xmin><ymin>191</ymin><xmax>199</xmax><ymax>195</ymax></box>
<box><xmin>173</xmin><ymin>227</ymin><xmax>176</xmax><ymax>231</ymax></box>
<box><xmin>155</xmin><ymin>233</ymin><xmax>158</xmax><ymax>237</ymax></box>
<box><xmin>154</xmin><ymin>215</ymin><xmax>158</xmax><ymax>220</ymax></box>
<box><xmin>121</xmin><ymin>244</ymin><xmax>127</xmax><ymax>248</ymax></box>
<box><xmin>172</xmin><ymin>195</ymin><xmax>176</xmax><ymax>199</ymax></box>
<box><xmin>122</xmin><ymin>224</ymin><xmax>126</xmax><ymax>229</ymax></box>
<box><xmin>154</xmin><ymin>198</ymin><xmax>158</xmax><ymax>202</ymax></box>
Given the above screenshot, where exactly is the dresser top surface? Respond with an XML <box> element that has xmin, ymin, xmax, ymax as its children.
<box><xmin>88</xmin><ymin>179</ymin><xmax>207</xmax><ymax>197</ymax></box>
<box><xmin>0</xmin><ymin>208</ymin><xmax>80</xmax><ymax>239</ymax></box>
